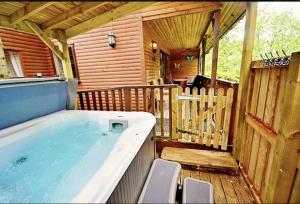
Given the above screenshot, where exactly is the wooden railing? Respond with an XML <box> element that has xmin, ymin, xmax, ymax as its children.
<box><xmin>194</xmin><ymin>75</ymin><xmax>239</xmax><ymax>145</ymax></box>
<box><xmin>77</xmin><ymin>84</ymin><xmax>178</xmax><ymax>138</ymax></box>
<box><xmin>173</xmin><ymin>87</ymin><xmax>234</xmax><ymax>150</ymax></box>
<box><xmin>77</xmin><ymin>82</ymin><xmax>236</xmax><ymax>150</ymax></box>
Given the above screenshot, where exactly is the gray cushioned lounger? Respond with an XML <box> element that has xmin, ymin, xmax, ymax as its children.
<box><xmin>138</xmin><ymin>158</ymin><xmax>181</xmax><ymax>203</ymax></box>
<box><xmin>183</xmin><ymin>177</ymin><xmax>214</xmax><ymax>204</ymax></box>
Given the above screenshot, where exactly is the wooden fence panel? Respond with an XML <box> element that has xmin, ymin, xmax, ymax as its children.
<box><xmin>184</xmin><ymin>87</ymin><xmax>190</xmax><ymax>141</ymax></box>
<box><xmin>175</xmin><ymin>87</ymin><xmax>234</xmax><ymax>150</ymax></box>
<box><xmin>198</xmin><ymin>88</ymin><xmax>205</xmax><ymax>145</ymax></box>
<box><xmin>191</xmin><ymin>88</ymin><xmax>197</xmax><ymax>142</ymax></box>
<box><xmin>222</xmin><ymin>88</ymin><xmax>233</xmax><ymax>150</ymax></box>
<box><xmin>177</xmin><ymin>87</ymin><xmax>183</xmax><ymax>140</ymax></box>
<box><xmin>238</xmin><ymin>56</ymin><xmax>299</xmax><ymax>203</ymax></box>
<box><xmin>213</xmin><ymin>88</ymin><xmax>224</xmax><ymax>148</ymax></box>
<box><xmin>206</xmin><ymin>88</ymin><xmax>214</xmax><ymax>146</ymax></box>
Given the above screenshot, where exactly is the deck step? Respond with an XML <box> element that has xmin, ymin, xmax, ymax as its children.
<box><xmin>161</xmin><ymin>147</ymin><xmax>238</xmax><ymax>173</ymax></box>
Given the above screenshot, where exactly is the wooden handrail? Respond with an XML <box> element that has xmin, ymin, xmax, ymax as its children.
<box><xmin>77</xmin><ymin>84</ymin><xmax>179</xmax><ymax>139</ymax></box>
<box><xmin>78</xmin><ymin>84</ymin><xmax>178</xmax><ymax>93</ymax></box>
<box><xmin>76</xmin><ymin>81</ymin><xmax>238</xmax><ymax>148</ymax></box>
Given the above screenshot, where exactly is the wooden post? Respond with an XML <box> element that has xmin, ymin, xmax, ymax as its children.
<box><xmin>198</xmin><ymin>48</ymin><xmax>201</xmax><ymax>75</ymax></box>
<box><xmin>56</xmin><ymin>29</ymin><xmax>74</xmax><ymax>79</ymax></box>
<box><xmin>233</xmin><ymin>2</ymin><xmax>257</xmax><ymax>159</ymax></box>
<box><xmin>266</xmin><ymin>52</ymin><xmax>300</xmax><ymax>203</ymax></box>
<box><xmin>210</xmin><ymin>10</ymin><xmax>221</xmax><ymax>87</ymax></box>
<box><xmin>0</xmin><ymin>37</ymin><xmax>8</xmax><ymax>79</ymax></box>
<box><xmin>201</xmin><ymin>35</ymin><xmax>207</xmax><ymax>76</ymax></box>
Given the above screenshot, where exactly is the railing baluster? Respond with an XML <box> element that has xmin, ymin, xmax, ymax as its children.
<box><xmin>177</xmin><ymin>87</ymin><xmax>183</xmax><ymax>140</ymax></box>
<box><xmin>111</xmin><ymin>90</ymin><xmax>116</xmax><ymax>111</ymax></box>
<box><xmin>105</xmin><ymin>90</ymin><xmax>109</xmax><ymax>111</ymax></box>
<box><xmin>92</xmin><ymin>91</ymin><xmax>97</xmax><ymax>110</ymax></box>
<box><xmin>150</xmin><ymin>87</ymin><xmax>156</xmax><ymax>137</ymax></box>
<box><xmin>169</xmin><ymin>87</ymin><xmax>173</xmax><ymax>139</ymax></box>
<box><xmin>124</xmin><ymin>88</ymin><xmax>131</xmax><ymax>111</ymax></box>
<box><xmin>160</xmin><ymin>87</ymin><xmax>164</xmax><ymax>137</ymax></box>
<box><xmin>135</xmin><ymin>88</ymin><xmax>139</xmax><ymax>111</ymax></box>
<box><xmin>143</xmin><ymin>87</ymin><xmax>148</xmax><ymax>112</ymax></box>
<box><xmin>118</xmin><ymin>89</ymin><xmax>124</xmax><ymax>111</ymax></box>
<box><xmin>79</xmin><ymin>92</ymin><xmax>84</xmax><ymax>110</ymax></box>
<box><xmin>150</xmin><ymin>88</ymin><xmax>155</xmax><ymax>115</ymax></box>
<box><xmin>85</xmin><ymin>92</ymin><xmax>91</xmax><ymax>110</ymax></box>
<box><xmin>191</xmin><ymin>88</ymin><xmax>197</xmax><ymax>142</ymax></box>
<box><xmin>98</xmin><ymin>91</ymin><xmax>103</xmax><ymax>110</ymax></box>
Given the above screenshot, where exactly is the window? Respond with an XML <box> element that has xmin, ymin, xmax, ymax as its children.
<box><xmin>4</xmin><ymin>50</ymin><xmax>24</xmax><ymax>78</ymax></box>
<box><xmin>68</xmin><ymin>44</ymin><xmax>80</xmax><ymax>81</ymax></box>
<box><xmin>52</xmin><ymin>53</ymin><xmax>64</xmax><ymax>77</ymax></box>
<box><xmin>52</xmin><ymin>44</ymin><xmax>80</xmax><ymax>81</ymax></box>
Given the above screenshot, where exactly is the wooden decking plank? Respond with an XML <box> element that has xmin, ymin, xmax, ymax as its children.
<box><xmin>161</xmin><ymin>147</ymin><xmax>238</xmax><ymax>172</ymax></box>
<box><xmin>210</xmin><ymin>173</ymin><xmax>227</xmax><ymax>203</ymax></box>
<box><xmin>219</xmin><ymin>173</ymin><xmax>239</xmax><ymax>204</ymax></box>
<box><xmin>187</xmin><ymin>169</ymin><xmax>255</xmax><ymax>204</ymax></box>
<box><xmin>198</xmin><ymin>170</ymin><xmax>211</xmax><ymax>182</ymax></box>
<box><xmin>232</xmin><ymin>173</ymin><xmax>256</xmax><ymax>203</ymax></box>
<box><xmin>190</xmin><ymin>170</ymin><xmax>200</xmax><ymax>180</ymax></box>
<box><xmin>181</xmin><ymin>168</ymin><xmax>191</xmax><ymax>184</ymax></box>
<box><xmin>238</xmin><ymin>173</ymin><xmax>256</xmax><ymax>203</ymax></box>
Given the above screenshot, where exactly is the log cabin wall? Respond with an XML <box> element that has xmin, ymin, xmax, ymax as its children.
<box><xmin>143</xmin><ymin>22</ymin><xmax>170</xmax><ymax>83</ymax></box>
<box><xmin>68</xmin><ymin>14</ymin><xmax>146</xmax><ymax>90</ymax></box>
<box><xmin>0</xmin><ymin>28</ymin><xmax>55</xmax><ymax>77</ymax></box>
<box><xmin>170</xmin><ymin>53</ymin><xmax>198</xmax><ymax>79</ymax></box>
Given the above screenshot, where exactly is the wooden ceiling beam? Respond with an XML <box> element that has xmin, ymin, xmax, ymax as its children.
<box><xmin>24</xmin><ymin>20</ymin><xmax>64</xmax><ymax>60</ymax></box>
<box><xmin>142</xmin><ymin>3</ymin><xmax>222</xmax><ymax>21</ymax></box>
<box><xmin>0</xmin><ymin>14</ymin><xmax>56</xmax><ymax>38</ymax></box>
<box><xmin>41</xmin><ymin>2</ymin><xmax>108</xmax><ymax>31</ymax></box>
<box><xmin>0</xmin><ymin>14</ymin><xmax>34</xmax><ymax>34</ymax></box>
<box><xmin>65</xmin><ymin>2</ymin><xmax>155</xmax><ymax>39</ymax></box>
<box><xmin>10</xmin><ymin>2</ymin><xmax>54</xmax><ymax>24</ymax></box>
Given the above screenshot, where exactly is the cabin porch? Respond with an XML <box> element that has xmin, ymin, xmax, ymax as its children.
<box><xmin>77</xmin><ymin>51</ymin><xmax>300</xmax><ymax>203</ymax></box>
<box><xmin>0</xmin><ymin>1</ymin><xmax>299</xmax><ymax>203</ymax></box>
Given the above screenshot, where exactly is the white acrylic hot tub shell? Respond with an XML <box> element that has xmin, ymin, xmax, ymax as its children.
<box><xmin>0</xmin><ymin>110</ymin><xmax>156</xmax><ymax>203</ymax></box>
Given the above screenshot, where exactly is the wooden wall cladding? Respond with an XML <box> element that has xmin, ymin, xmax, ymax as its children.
<box><xmin>143</xmin><ymin>22</ymin><xmax>170</xmax><ymax>83</ymax></box>
<box><xmin>0</xmin><ymin>28</ymin><xmax>55</xmax><ymax>77</ymax></box>
<box><xmin>69</xmin><ymin>15</ymin><xmax>145</xmax><ymax>90</ymax></box>
<box><xmin>240</xmin><ymin>64</ymin><xmax>289</xmax><ymax>202</ymax></box>
<box><xmin>170</xmin><ymin>57</ymin><xmax>198</xmax><ymax>79</ymax></box>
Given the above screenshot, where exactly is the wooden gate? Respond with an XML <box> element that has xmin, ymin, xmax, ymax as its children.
<box><xmin>238</xmin><ymin>52</ymin><xmax>300</xmax><ymax>203</ymax></box>
<box><xmin>172</xmin><ymin>87</ymin><xmax>234</xmax><ymax>150</ymax></box>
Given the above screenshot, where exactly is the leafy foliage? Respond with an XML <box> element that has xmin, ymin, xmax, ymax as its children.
<box><xmin>204</xmin><ymin>6</ymin><xmax>300</xmax><ymax>82</ymax></box>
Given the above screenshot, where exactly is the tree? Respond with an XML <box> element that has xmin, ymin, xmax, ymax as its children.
<box><xmin>204</xmin><ymin>5</ymin><xmax>300</xmax><ymax>82</ymax></box>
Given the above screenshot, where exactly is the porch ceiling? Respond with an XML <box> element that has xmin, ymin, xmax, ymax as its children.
<box><xmin>0</xmin><ymin>2</ymin><xmax>154</xmax><ymax>39</ymax></box>
<box><xmin>142</xmin><ymin>2</ymin><xmax>246</xmax><ymax>51</ymax></box>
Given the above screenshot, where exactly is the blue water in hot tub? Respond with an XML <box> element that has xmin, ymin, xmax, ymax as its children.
<box><xmin>0</xmin><ymin>119</ymin><xmax>121</xmax><ymax>203</ymax></box>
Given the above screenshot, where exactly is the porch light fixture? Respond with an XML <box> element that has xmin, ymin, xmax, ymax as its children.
<box><xmin>108</xmin><ymin>32</ymin><xmax>116</xmax><ymax>48</ymax></box>
<box><xmin>152</xmin><ymin>41</ymin><xmax>157</xmax><ymax>53</ymax></box>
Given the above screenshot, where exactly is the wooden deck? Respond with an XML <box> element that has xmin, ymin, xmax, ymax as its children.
<box><xmin>179</xmin><ymin>167</ymin><xmax>256</xmax><ymax>203</ymax></box>
<box><xmin>162</xmin><ymin>147</ymin><xmax>239</xmax><ymax>173</ymax></box>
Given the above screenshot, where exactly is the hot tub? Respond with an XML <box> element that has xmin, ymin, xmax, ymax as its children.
<box><xmin>0</xmin><ymin>110</ymin><xmax>156</xmax><ymax>203</ymax></box>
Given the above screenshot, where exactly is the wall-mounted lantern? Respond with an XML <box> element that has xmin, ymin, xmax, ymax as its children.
<box><xmin>108</xmin><ymin>32</ymin><xmax>116</xmax><ymax>48</ymax></box>
<box><xmin>152</xmin><ymin>40</ymin><xmax>157</xmax><ymax>53</ymax></box>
